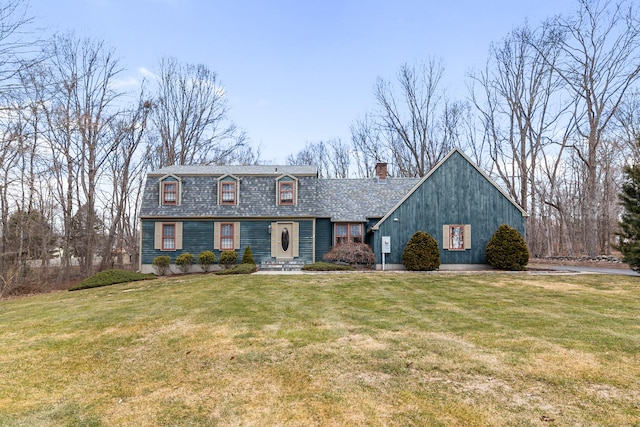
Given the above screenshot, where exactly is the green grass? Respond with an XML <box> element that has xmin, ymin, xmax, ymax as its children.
<box><xmin>1</xmin><ymin>272</ymin><xmax>639</xmax><ymax>426</ymax></box>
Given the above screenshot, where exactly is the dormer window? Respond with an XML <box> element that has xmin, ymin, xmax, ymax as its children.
<box><xmin>218</xmin><ymin>174</ymin><xmax>239</xmax><ymax>206</ymax></box>
<box><xmin>159</xmin><ymin>175</ymin><xmax>182</xmax><ymax>206</ymax></box>
<box><xmin>280</xmin><ymin>182</ymin><xmax>294</xmax><ymax>205</ymax></box>
<box><xmin>163</xmin><ymin>182</ymin><xmax>177</xmax><ymax>205</ymax></box>
<box><xmin>221</xmin><ymin>182</ymin><xmax>236</xmax><ymax>204</ymax></box>
<box><xmin>276</xmin><ymin>174</ymin><xmax>298</xmax><ymax>206</ymax></box>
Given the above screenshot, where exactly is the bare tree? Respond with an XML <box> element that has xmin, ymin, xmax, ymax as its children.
<box><xmin>351</xmin><ymin>60</ymin><xmax>465</xmax><ymax>178</ymax></box>
<box><xmin>100</xmin><ymin>90</ymin><xmax>152</xmax><ymax>269</ymax></box>
<box><xmin>471</xmin><ymin>24</ymin><xmax>565</xmax><ymax>211</ymax></box>
<box><xmin>287</xmin><ymin>138</ymin><xmax>351</xmax><ymax>178</ymax></box>
<box><xmin>616</xmin><ymin>89</ymin><xmax>640</xmax><ymax>161</ymax></box>
<box><xmin>543</xmin><ymin>0</ymin><xmax>640</xmax><ymax>256</ymax></box>
<box><xmin>351</xmin><ymin>114</ymin><xmax>386</xmax><ymax>178</ymax></box>
<box><xmin>149</xmin><ymin>56</ymin><xmax>253</xmax><ymax>167</ymax></box>
<box><xmin>469</xmin><ymin>23</ymin><xmax>571</xmax><ymax>254</ymax></box>
<box><xmin>36</xmin><ymin>33</ymin><xmax>124</xmax><ymax>277</ymax></box>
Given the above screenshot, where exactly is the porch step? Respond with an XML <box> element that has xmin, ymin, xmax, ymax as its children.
<box><xmin>259</xmin><ymin>260</ymin><xmax>306</xmax><ymax>272</ymax></box>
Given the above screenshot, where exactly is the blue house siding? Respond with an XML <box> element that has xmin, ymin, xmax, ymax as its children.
<box><xmin>315</xmin><ymin>218</ymin><xmax>333</xmax><ymax>262</ymax></box>
<box><xmin>141</xmin><ymin>218</ymin><xmax>315</xmax><ymax>268</ymax></box>
<box><xmin>141</xmin><ymin>220</ymin><xmax>214</xmax><ymax>265</ymax></box>
<box><xmin>372</xmin><ymin>151</ymin><xmax>526</xmax><ymax>266</ymax></box>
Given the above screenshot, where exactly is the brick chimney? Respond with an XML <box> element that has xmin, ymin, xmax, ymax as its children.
<box><xmin>375</xmin><ymin>162</ymin><xmax>388</xmax><ymax>180</ymax></box>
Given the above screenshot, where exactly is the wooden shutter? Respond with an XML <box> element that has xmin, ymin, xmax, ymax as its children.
<box><xmin>154</xmin><ymin>222</ymin><xmax>162</xmax><ymax>249</ymax></box>
<box><xmin>175</xmin><ymin>222</ymin><xmax>183</xmax><ymax>250</ymax></box>
<box><xmin>233</xmin><ymin>222</ymin><xmax>241</xmax><ymax>250</ymax></box>
<box><xmin>293</xmin><ymin>222</ymin><xmax>299</xmax><ymax>257</ymax></box>
<box><xmin>442</xmin><ymin>224</ymin><xmax>450</xmax><ymax>249</ymax></box>
<box><xmin>463</xmin><ymin>224</ymin><xmax>471</xmax><ymax>249</ymax></box>
<box><xmin>214</xmin><ymin>222</ymin><xmax>221</xmax><ymax>250</ymax></box>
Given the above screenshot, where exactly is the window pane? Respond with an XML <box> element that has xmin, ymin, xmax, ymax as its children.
<box><xmin>450</xmin><ymin>226</ymin><xmax>464</xmax><ymax>249</ymax></box>
<box><xmin>222</xmin><ymin>183</ymin><xmax>235</xmax><ymax>203</ymax></box>
<box><xmin>163</xmin><ymin>224</ymin><xmax>174</xmax><ymax>237</ymax></box>
<box><xmin>220</xmin><ymin>224</ymin><xmax>234</xmax><ymax>250</ymax></box>
<box><xmin>164</xmin><ymin>183</ymin><xmax>176</xmax><ymax>203</ymax></box>
<box><xmin>280</xmin><ymin>182</ymin><xmax>293</xmax><ymax>203</ymax></box>
<box><xmin>162</xmin><ymin>224</ymin><xmax>175</xmax><ymax>250</ymax></box>
<box><xmin>336</xmin><ymin>224</ymin><xmax>347</xmax><ymax>236</ymax></box>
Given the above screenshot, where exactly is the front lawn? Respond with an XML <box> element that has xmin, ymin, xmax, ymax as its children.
<box><xmin>0</xmin><ymin>272</ymin><xmax>638</xmax><ymax>426</ymax></box>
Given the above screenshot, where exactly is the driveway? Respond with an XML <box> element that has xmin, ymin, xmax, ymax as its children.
<box><xmin>529</xmin><ymin>263</ymin><xmax>640</xmax><ymax>276</ymax></box>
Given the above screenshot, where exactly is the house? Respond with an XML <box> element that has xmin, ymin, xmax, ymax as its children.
<box><xmin>138</xmin><ymin>148</ymin><xmax>527</xmax><ymax>273</ymax></box>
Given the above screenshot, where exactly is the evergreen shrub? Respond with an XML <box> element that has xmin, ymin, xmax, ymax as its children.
<box><xmin>175</xmin><ymin>252</ymin><xmax>194</xmax><ymax>273</ymax></box>
<box><xmin>485</xmin><ymin>224</ymin><xmax>529</xmax><ymax>270</ymax></box>
<box><xmin>215</xmin><ymin>263</ymin><xmax>257</xmax><ymax>275</ymax></box>
<box><xmin>152</xmin><ymin>255</ymin><xmax>171</xmax><ymax>276</ymax></box>
<box><xmin>69</xmin><ymin>270</ymin><xmax>155</xmax><ymax>291</ymax></box>
<box><xmin>402</xmin><ymin>231</ymin><xmax>440</xmax><ymax>271</ymax></box>
<box><xmin>219</xmin><ymin>250</ymin><xmax>238</xmax><ymax>269</ymax></box>
<box><xmin>616</xmin><ymin>163</ymin><xmax>640</xmax><ymax>272</ymax></box>
<box><xmin>198</xmin><ymin>250</ymin><xmax>216</xmax><ymax>272</ymax></box>
<box><xmin>241</xmin><ymin>246</ymin><xmax>256</xmax><ymax>265</ymax></box>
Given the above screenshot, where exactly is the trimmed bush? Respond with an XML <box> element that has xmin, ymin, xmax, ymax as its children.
<box><xmin>175</xmin><ymin>252</ymin><xmax>194</xmax><ymax>273</ymax></box>
<box><xmin>485</xmin><ymin>224</ymin><xmax>529</xmax><ymax>270</ymax></box>
<box><xmin>241</xmin><ymin>246</ymin><xmax>256</xmax><ymax>265</ymax></box>
<box><xmin>302</xmin><ymin>262</ymin><xmax>355</xmax><ymax>271</ymax></box>
<box><xmin>198</xmin><ymin>250</ymin><xmax>216</xmax><ymax>272</ymax></box>
<box><xmin>215</xmin><ymin>263</ymin><xmax>257</xmax><ymax>275</ymax></box>
<box><xmin>402</xmin><ymin>231</ymin><xmax>440</xmax><ymax>271</ymax></box>
<box><xmin>322</xmin><ymin>242</ymin><xmax>375</xmax><ymax>266</ymax></box>
<box><xmin>69</xmin><ymin>270</ymin><xmax>155</xmax><ymax>291</ymax></box>
<box><xmin>219</xmin><ymin>250</ymin><xmax>238</xmax><ymax>269</ymax></box>
<box><xmin>152</xmin><ymin>255</ymin><xmax>171</xmax><ymax>276</ymax></box>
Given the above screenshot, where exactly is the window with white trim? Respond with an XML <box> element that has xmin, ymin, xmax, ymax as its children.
<box><xmin>335</xmin><ymin>223</ymin><xmax>363</xmax><ymax>245</ymax></box>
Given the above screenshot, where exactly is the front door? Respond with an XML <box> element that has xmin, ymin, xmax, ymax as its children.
<box><xmin>274</xmin><ymin>222</ymin><xmax>294</xmax><ymax>260</ymax></box>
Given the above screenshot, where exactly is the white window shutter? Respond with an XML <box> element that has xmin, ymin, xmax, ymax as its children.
<box><xmin>154</xmin><ymin>222</ymin><xmax>162</xmax><ymax>249</ymax></box>
<box><xmin>464</xmin><ymin>224</ymin><xmax>471</xmax><ymax>249</ymax></box>
<box><xmin>214</xmin><ymin>222</ymin><xmax>221</xmax><ymax>250</ymax></box>
<box><xmin>442</xmin><ymin>224</ymin><xmax>450</xmax><ymax>249</ymax></box>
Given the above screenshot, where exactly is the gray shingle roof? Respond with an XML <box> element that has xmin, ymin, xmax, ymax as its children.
<box><xmin>150</xmin><ymin>164</ymin><xmax>318</xmax><ymax>176</ymax></box>
<box><xmin>139</xmin><ymin>165</ymin><xmax>420</xmax><ymax>222</ymax></box>
<box><xmin>316</xmin><ymin>178</ymin><xmax>420</xmax><ymax>221</ymax></box>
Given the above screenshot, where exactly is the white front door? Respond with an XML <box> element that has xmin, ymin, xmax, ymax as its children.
<box><xmin>273</xmin><ymin>222</ymin><xmax>294</xmax><ymax>260</ymax></box>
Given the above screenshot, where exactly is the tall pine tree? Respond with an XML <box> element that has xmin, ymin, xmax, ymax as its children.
<box><xmin>617</xmin><ymin>162</ymin><xmax>640</xmax><ymax>272</ymax></box>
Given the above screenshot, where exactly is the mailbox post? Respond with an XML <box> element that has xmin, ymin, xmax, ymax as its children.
<box><xmin>381</xmin><ymin>236</ymin><xmax>391</xmax><ymax>271</ymax></box>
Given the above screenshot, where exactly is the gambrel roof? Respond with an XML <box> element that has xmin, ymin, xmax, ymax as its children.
<box><xmin>150</xmin><ymin>164</ymin><xmax>318</xmax><ymax>177</ymax></box>
<box><xmin>139</xmin><ymin>165</ymin><xmax>418</xmax><ymax>222</ymax></box>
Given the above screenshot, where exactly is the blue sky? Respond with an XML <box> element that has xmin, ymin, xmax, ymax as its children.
<box><xmin>28</xmin><ymin>0</ymin><xmax>578</xmax><ymax>163</ymax></box>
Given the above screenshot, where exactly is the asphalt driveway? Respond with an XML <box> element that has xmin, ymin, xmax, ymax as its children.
<box><xmin>529</xmin><ymin>263</ymin><xmax>640</xmax><ymax>276</ymax></box>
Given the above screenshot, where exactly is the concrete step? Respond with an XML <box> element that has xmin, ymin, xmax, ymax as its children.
<box><xmin>260</xmin><ymin>260</ymin><xmax>305</xmax><ymax>271</ymax></box>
